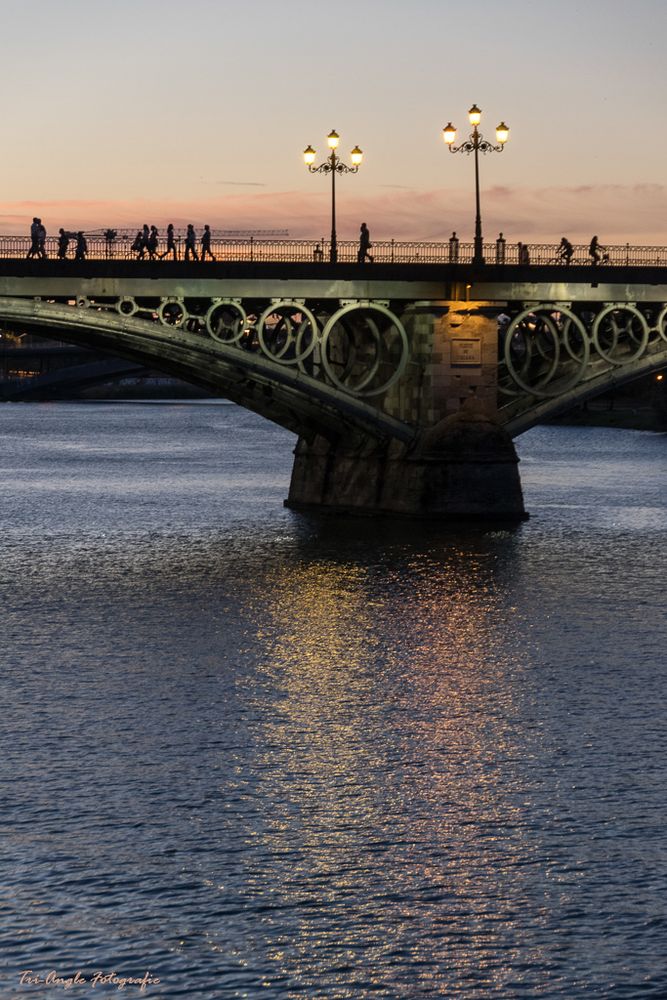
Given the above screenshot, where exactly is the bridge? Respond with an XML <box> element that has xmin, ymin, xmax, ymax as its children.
<box><xmin>1</xmin><ymin>237</ymin><xmax>666</xmax><ymax>518</ymax></box>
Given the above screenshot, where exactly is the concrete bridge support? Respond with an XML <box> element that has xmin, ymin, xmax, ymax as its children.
<box><xmin>287</xmin><ymin>303</ymin><xmax>526</xmax><ymax>519</ymax></box>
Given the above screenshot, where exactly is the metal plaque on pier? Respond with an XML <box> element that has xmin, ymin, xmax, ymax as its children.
<box><xmin>451</xmin><ymin>339</ymin><xmax>481</xmax><ymax>366</ymax></box>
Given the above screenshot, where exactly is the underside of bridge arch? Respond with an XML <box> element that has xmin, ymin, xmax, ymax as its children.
<box><xmin>0</xmin><ymin>302</ymin><xmax>412</xmax><ymax>447</ymax></box>
<box><xmin>502</xmin><ymin>348</ymin><xmax>667</xmax><ymax>435</ymax></box>
<box><xmin>496</xmin><ymin>301</ymin><xmax>667</xmax><ymax>436</ymax></box>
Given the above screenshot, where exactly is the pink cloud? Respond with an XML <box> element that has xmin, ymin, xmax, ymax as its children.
<box><xmin>1</xmin><ymin>183</ymin><xmax>666</xmax><ymax>246</ymax></box>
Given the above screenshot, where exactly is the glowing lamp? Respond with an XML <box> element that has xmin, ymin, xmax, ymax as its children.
<box><xmin>443</xmin><ymin>122</ymin><xmax>457</xmax><ymax>145</ymax></box>
<box><xmin>327</xmin><ymin>129</ymin><xmax>340</xmax><ymax>150</ymax></box>
<box><xmin>495</xmin><ymin>122</ymin><xmax>510</xmax><ymax>144</ymax></box>
<box><xmin>303</xmin><ymin>145</ymin><xmax>316</xmax><ymax>166</ymax></box>
<box><xmin>350</xmin><ymin>145</ymin><xmax>363</xmax><ymax>166</ymax></box>
<box><xmin>468</xmin><ymin>104</ymin><xmax>482</xmax><ymax>127</ymax></box>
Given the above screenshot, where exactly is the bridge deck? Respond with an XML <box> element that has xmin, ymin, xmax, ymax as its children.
<box><xmin>2</xmin><ymin>258</ymin><xmax>667</xmax><ymax>280</ymax></box>
<box><xmin>1</xmin><ymin>259</ymin><xmax>667</xmax><ymax>303</ymax></box>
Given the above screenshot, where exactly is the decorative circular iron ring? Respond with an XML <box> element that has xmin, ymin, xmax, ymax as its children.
<box><xmin>158</xmin><ymin>298</ymin><xmax>188</xmax><ymax>327</ymax></box>
<box><xmin>321</xmin><ymin>315</ymin><xmax>387</xmax><ymax>393</ymax></box>
<box><xmin>528</xmin><ymin>313</ymin><xmax>564</xmax><ymax>389</ymax></box>
<box><xmin>503</xmin><ymin>305</ymin><xmax>590</xmax><ymax>398</ymax></box>
<box><xmin>502</xmin><ymin>309</ymin><xmax>562</xmax><ymax>397</ymax></box>
<box><xmin>116</xmin><ymin>297</ymin><xmax>139</xmax><ymax>317</ymax></box>
<box><xmin>655</xmin><ymin>305</ymin><xmax>667</xmax><ymax>344</ymax></box>
<box><xmin>344</xmin><ymin>316</ymin><xmax>384</xmax><ymax>392</ymax></box>
<box><xmin>256</xmin><ymin>300</ymin><xmax>320</xmax><ymax>365</ymax></box>
<box><xmin>591</xmin><ymin>304</ymin><xmax>649</xmax><ymax>365</ymax></box>
<box><xmin>559</xmin><ymin>314</ymin><xmax>594</xmax><ymax>363</ymax></box>
<box><xmin>205</xmin><ymin>299</ymin><xmax>247</xmax><ymax>344</ymax></box>
<box><xmin>320</xmin><ymin>302</ymin><xmax>409</xmax><ymax>397</ymax></box>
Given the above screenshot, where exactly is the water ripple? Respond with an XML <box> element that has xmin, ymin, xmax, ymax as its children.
<box><xmin>0</xmin><ymin>405</ymin><xmax>665</xmax><ymax>998</ymax></box>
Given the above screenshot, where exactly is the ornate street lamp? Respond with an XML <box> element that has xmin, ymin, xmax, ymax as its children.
<box><xmin>442</xmin><ymin>105</ymin><xmax>509</xmax><ymax>265</ymax></box>
<box><xmin>304</xmin><ymin>130</ymin><xmax>363</xmax><ymax>263</ymax></box>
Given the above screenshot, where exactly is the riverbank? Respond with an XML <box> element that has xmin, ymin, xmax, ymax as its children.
<box><xmin>549</xmin><ymin>401</ymin><xmax>667</xmax><ymax>432</ymax></box>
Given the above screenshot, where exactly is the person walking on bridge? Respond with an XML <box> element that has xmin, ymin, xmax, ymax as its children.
<box><xmin>57</xmin><ymin>228</ymin><xmax>70</xmax><ymax>260</ymax></box>
<box><xmin>159</xmin><ymin>223</ymin><xmax>177</xmax><ymax>260</ymax></box>
<box><xmin>26</xmin><ymin>218</ymin><xmax>41</xmax><ymax>259</ymax></box>
<box><xmin>201</xmin><ymin>224</ymin><xmax>216</xmax><ymax>261</ymax></box>
<box><xmin>37</xmin><ymin>220</ymin><xmax>47</xmax><ymax>259</ymax></box>
<box><xmin>74</xmin><ymin>231</ymin><xmax>87</xmax><ymax>261</ymax></box>
<box><xmin>185</xmin><ymin>224</ymin><xmax>198</xmax><ymax>262</ymax></box>
<box><xmin>147</xmin><ymin>225</ymin><xmax>159</xmax><ymax>260</ymax></box>
<box><xmin>137</xmin><ymin>224</ymin><xmax>150</xmax><ymax>260</ymax></box>
<box><xmin>357</xmin><ymin>222</ymin><xmax>373</xmax><ymax>263</ymax></box>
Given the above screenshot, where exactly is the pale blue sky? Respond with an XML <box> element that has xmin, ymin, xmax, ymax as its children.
<box><xmin>1</xmin><ymin>0</ymin><xmax>666</xmax><ymax>241</ymax></box>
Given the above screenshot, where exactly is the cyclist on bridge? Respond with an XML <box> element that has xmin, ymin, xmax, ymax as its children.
<box><xmin>558</xmin><ymin>237</ymin><xmax>574</xmax><ymax>265</ymax></box>
<box><xmin>589</xmin><ymin>235</ymin><xmax>607</xmax><ymax>265</ymax></box>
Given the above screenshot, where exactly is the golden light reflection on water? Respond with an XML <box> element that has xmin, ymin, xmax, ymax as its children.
<box><xmin>239</xmin><ymin>543</ymin><xmax>549</xmax><ymax>993</ymax></box>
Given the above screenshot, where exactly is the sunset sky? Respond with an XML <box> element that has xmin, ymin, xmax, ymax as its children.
<box><xmin>2</xmin><ymin>0</ymin><xmax>666</xmax><ymax>245</ymax></box>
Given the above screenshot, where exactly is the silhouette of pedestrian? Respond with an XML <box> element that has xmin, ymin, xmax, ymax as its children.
<box><xmin>201</xmin><ymin>224</ymin><xmax>216</xmax><ymax>261</ymax></box>
<box><xmin>130</xmin><ymin>230</ymin><xmax>143</xmax><ymax>257</ymax></box>
<box><xmin>589</xmin><ymin>235</ymin><xmax>606</xmax><ymax>265</ymax></box>
<box><xmin>137</xmin><ymin>224</ymin><xmax>150</xmax><ymax>260</ymax></box>
<box><xmin>357</xmin><ymin>222</ymin><xmax>373</xmax><ymax>263</ymax></box>
<box><xmin>37</xmin><ymin>220</ymin><xmax>47</xmax><ymax>259</ymax></box>
<box><xmin>26</xmin><ymin>217</ymin><xmax>41</xmax><ymax>259</ymax></box>
<box><xmin>159</xmin><ymin>223</ymin><xmax>177</xmax><ymax>260</ymax></box>
<box><xmin>74</xmin><ymin>231</ymin><xmax>87</xmax><ymax>261</ymax></box>
<box><xmin>57</xmin><ymin>228</ymin><xmax>69</xmax><ymax>260</ymax></box>
<box><xmin>147</xmin><ymin>225</ymin><xmax>159</xmax><ymax>260</ymax></box>
<box><xmin>185</xmin><ymin>224</ymin><xmax>198</xmax><ymax>261</ymax></box>
<box><xmin>558</xmin><ymin>237</ymin><xmax>574</xmax><ymax>264</ymax></box>
<box><xmin>448</xmin><ymin>231</ymin><xmax>459</xmax><ymax>263</ymax></box>
<box><xmin>495</xmin><ymin>232</ymin><xmax>506</xmax><ymax>264</ymax></box>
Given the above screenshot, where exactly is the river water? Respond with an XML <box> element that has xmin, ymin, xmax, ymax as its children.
<box><xmin>0</xmin><ymin>402</ymin><xmax>665</xmax><ymax>1000</ymax></box>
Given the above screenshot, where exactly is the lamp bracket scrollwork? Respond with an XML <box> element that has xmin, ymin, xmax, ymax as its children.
<box><xmin>448</xmin><ymin>133</ymin><xmax>504</xmax><ymax>156</ymax></box>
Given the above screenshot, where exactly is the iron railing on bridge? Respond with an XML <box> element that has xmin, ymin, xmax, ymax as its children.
<box><xmin>1</xmin><ymin>231</ymin><xmax>667</xmax><ymax>267</ymax></box>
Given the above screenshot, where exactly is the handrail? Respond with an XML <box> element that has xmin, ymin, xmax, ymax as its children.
<box><xmin>0</xmin><ymin>232</ymin><xmax>666</xmax><ymax>267</ymax></box>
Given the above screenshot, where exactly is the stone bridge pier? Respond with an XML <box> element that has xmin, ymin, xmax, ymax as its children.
<box><xmin>287</xmin><ymin>303</ymin><xmax>525</xmax><ymax>519</ymax></box>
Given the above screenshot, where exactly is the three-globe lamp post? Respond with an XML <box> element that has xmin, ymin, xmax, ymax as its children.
<box><xmin>303</xmin><ymin>130</ymin><xmax>363</xmax><ymax>263</ymax></box>
<box><xmin>442</xmin><ymin>105</ymin><xmax>509</xmax><ymax>265</ymax></box>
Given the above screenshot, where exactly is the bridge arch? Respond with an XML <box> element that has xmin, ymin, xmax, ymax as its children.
<box><xmin>1</xmin><ymin>258</ymin><xmax>666</xmax><ymax>518</ymax></box>
<box><xmin>0</xmin><ymin>295</ymin><xmax>416</xmax><ymax>445</ymax></box>
<box><xmin>497</xmin><ymin>300</ymin><xmax>667</xmax><ymax>435</ymax></box>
